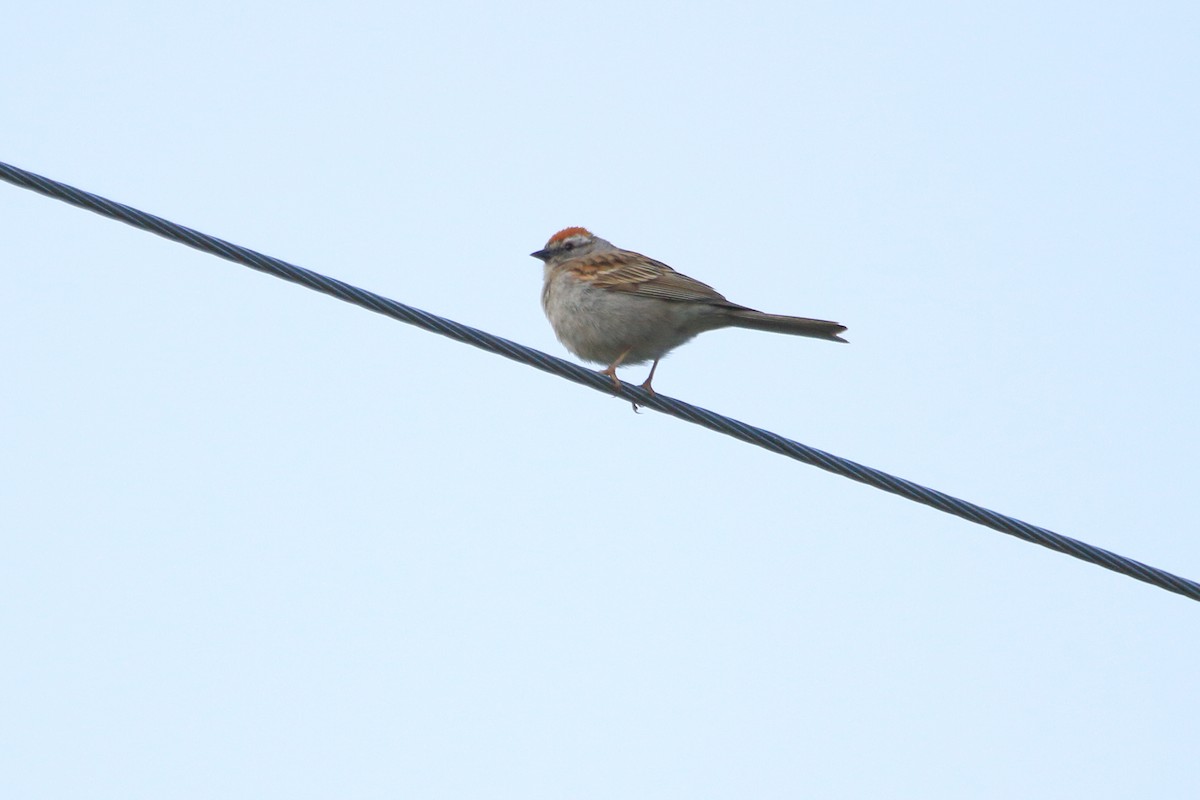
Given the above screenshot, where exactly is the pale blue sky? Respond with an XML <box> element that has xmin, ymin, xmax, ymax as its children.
<box><xmin>3</xmin><ymin>2</ymin><xmax>1198</xmax><ymax>798</ymax></box>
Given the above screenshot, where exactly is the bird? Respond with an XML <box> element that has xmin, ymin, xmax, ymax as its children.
<box><xmin>532</xmin><ymin>227</ymin><xmax>846</xmax><ymax>394</ymax></box>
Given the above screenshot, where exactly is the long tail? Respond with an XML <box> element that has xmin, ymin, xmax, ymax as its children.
<box><xmin>724</xmin><ymin>308</ymin><xmax>848</xmax><ymax>342</ymax></box>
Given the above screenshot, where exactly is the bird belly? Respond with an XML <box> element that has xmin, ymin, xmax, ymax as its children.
<box><xmin>542</xmin><ymin>274</ymin><xmax>718</xmax><ymax>366</ymax></box>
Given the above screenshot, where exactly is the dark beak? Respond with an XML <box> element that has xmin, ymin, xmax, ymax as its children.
<box><xmin>530</xmin><ymin>248</ymin><xmax>550</xmax><ymax>261</ymax></box>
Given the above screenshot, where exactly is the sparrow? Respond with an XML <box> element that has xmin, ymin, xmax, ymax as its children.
<box><xmin>532</xmin><ymin>227</ymin><xmax>847</xmax><ymax>393</ymax></box>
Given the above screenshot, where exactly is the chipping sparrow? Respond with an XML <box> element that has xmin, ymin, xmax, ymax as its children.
<box><xmin>532</xmin><ymin>227</ymin><xmax>847</xmax><ymax>393</ymax></box>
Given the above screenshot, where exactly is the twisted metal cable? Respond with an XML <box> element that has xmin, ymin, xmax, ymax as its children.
<box><xmin>3</xmin><ymin>159</ymin><xmax>1197</xmax><ymax>603</ymax></box>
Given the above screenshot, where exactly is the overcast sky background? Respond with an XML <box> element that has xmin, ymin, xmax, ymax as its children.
<box><xmin>3</xmin><ymin>2</ymin><xmax>1198</xmax><ymax>798</ymax></box>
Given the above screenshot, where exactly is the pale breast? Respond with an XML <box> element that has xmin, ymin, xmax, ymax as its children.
<box><xmin>542</xmin><ymin>268</ymin><xmax>725</xmax><ymax>365</ymax></box>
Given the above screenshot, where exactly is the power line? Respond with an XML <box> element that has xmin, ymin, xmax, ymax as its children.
<box><xmin>2</xmin><ymin>159</ymin><xmax>1197</xmax><ymax>603</ymax></box>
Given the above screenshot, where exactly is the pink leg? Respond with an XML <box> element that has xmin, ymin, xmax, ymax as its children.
<box><xmin>639</xmin><ymin>359</ymin><xmax>661</xmax><ymax>395</ymax></box>
<box><xmin>599</xmin><ymin>347</ymin><xmax>633</xmax><ymax>391</ymax></box>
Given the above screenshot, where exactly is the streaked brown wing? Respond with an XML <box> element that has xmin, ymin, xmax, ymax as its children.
<box><xmin>571</xmin><ymin>251</ymin><xmax>731</xmax><ymax>304</ymax></box>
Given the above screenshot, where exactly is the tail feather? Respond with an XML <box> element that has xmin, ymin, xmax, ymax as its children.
<box><xmin>724</xmin><ymin>308</ymin><xmax>848</xmax><ymax>342</ymax></box>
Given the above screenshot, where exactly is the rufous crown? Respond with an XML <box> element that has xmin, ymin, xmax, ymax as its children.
<box><xmin>546</xmin><ymin>227</ymin><xmax>593</xmax><ymax>245</ymax></box>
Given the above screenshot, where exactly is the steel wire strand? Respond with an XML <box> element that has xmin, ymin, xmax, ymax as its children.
<box><xmin>2</xmin><ymin>160</ymin><xmax>1197</xmax><ymax>603</ymax></box>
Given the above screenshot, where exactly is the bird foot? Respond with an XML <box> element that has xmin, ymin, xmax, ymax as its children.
<box><xmin>598</xmin><ymin>366</ymin><xmax>623</xmax><ymax>395</ymax></box>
